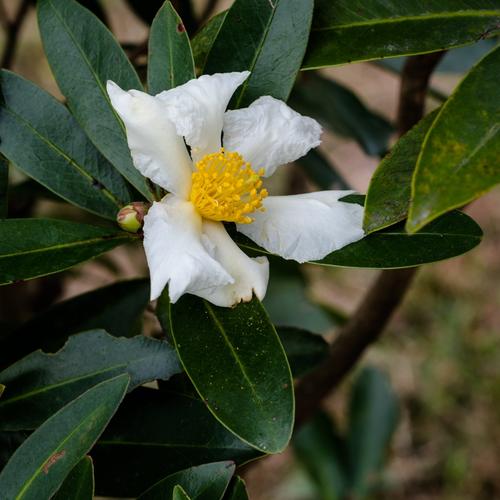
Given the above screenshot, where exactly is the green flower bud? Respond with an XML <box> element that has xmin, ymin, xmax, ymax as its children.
<box><xmin>117</xmin><ymin>202</ymin><xmax>150</xmax><ymax>233</ymax></box>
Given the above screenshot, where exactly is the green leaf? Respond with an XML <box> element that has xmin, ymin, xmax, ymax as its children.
<box><xmin>0</xmin><ymin>329</ymin><xmax>181</xmax><ymax>430</ymax></box>
<box><xmin>139</xmin><ymin>461</ymin><xmax>235</xmax><ymax>500</ymax></box>
<box><xmin>1</xmin><ymin>279</ymin><xmax>150</xmax><ymax>366</ymax></box>
<box><xmin>290</xmin><ymin>73</ymin><xmax>393</xmax><ymax>156</ymax></box>
<box><xmin>148</xmin><ymin>1</ymin><xmax>195</xmax><ymax>95</ymax></box>
<box><xmin>192</xmin><ymin>11</ymin><xmax>227</xmax><ymax>72</ymax></box>
<box><xmin>37</xmin><ymin>0</ymin><xmax>151</xmax><ymax>199</ymax></box>
<box><xmin>348</xmin><ymin>367</ymin><xmax>399</xmax><ymax>495</ymax></box>
<box><xmin>0</xmin><ymin>374</ymin><xmax>129</xmax><ymax>500</ymax></box>
<box><xmin>0</xmin><ymin>70</ymin><xmax>133</xmax><ymax>220</ymax></box>
<box><xmin>173</xmin><ymin>485</ymin><xmax>191</xmax><ymax>500</ymax></box>
<box><xmin>53</xmin><ymin>456</ymin><xmax>94</xmax><ymax>500</ymax></box>
<box><xmin>223</xmin><ymin>477</ymin><xmax>249</xmax><ymax>500</ymax></box>
<box><xmin>161</xmin><ymin>294</ymin><xmax>294</xmax><ymax>453</ymax></box>
<box><xmin>304</xmin><ymin>1</ymin><xmax>500</xmax><ymax>69</ymax></box>
<box><xmin>0</xmin><ymin>384</ymin><xmax>4</xmax><ymax>398</ymax></box>
<box><xmin>234</xmin><ymin>208</ymin><xmax>483</xmax><ymax>268</ymax></box>
<box><xmin>407</xmin><ymin>44</ymin><xmax>500</xmax><ymax>232</ymax></box>
<box><xmin>0</xmin><ymin>155</ymin><xmax>7</xmax><ymax>218</ymax></box>
<box><xmin>293</xmin><ymin>412</ymin><xmax>349</xmax><ymax>500</ymax></box>
<box><xmin>92</xmin><ymin>388</ymin><xmax>260</xmax><ymax>497</ymax></box>
<box><xmin>0</xmin><ymin>218</ymin><xmax>133</xmax><ymax>285</ymax></box>
<box><xmin>277</xmin><ymin>326</ymin><xmax>329</xmax><ymax>378</ymax></box>
<box><xmin>204</xmin><ymin>0</ymin><xmax>314</xmax><ymax>107</ymax></box>
<box><xmin>296</xmin><ymin>149</ymin><xmax>349</xmax><ymax>191</ymax></box>
<box><xmin>363</xmin><ymin>110</ymin><xmax>439</xmax><ymax>233</ymax></box>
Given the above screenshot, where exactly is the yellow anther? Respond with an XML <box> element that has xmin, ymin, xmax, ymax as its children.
<box><xmin>190</xmin><ymin>149</ymin><xmax>267</xmax><ymax>224</ymax></box>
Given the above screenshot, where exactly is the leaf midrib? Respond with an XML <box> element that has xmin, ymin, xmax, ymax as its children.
<box><xmin>43</xmin><ymin>0</ymin><xmax>152</xmax><ymax>200</ymax></box>
<box><xmin>1</xmin><ymin>105</ymin><xmax>121</xmax><ymax>208</ymax></box>
<box><xmin>96</xmin><ymin>440</ymin><xmax>250</xmax><ymax>451</ymax></box>
<box><xmin>0</xmin><ymin>233</ymin><xmax>130</xmax><ymax>260</ymax></box>
<box><xmin>235</xmin><ymin>231</ymin><xmax>482</xmax><ymax>257</ymax></box>
<box><xmin>313</xmin><ymin>9</ymin><xmax>500</xmax><ymax>32</ymax></box>
<box><xmin>46</xmin><ymin>0</ymin><xmax>127</xmax><ymax>135</ymax></box>
<box><xmin>0</xmin><ymin>364</ymin><xmax>125</xmax><ymax>407</ymax></box>
<box><xmin>13</xmin><ymin>405</ymin><xmax>104</xmax><ymax>499</ymax></box>
<box><xmin>204</xmin><ymin>302</ymin><xmax>264</xmax><ymax>411</ymax></box>
<box><xmin>234</xmin><ymin>0</ymin><xmax>280</xmax><ymax>108</ymax></box>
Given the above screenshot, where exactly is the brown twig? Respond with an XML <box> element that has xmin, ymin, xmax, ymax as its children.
<box><xmin>1</xmin><ymin>0</ymin><xmax>31</xmax><ymax>70</ymax></box>
<box><xmin>294</xmin><ymin>51</ymin><xmax>446</xmax><ymax>429</ymax></box>
<box><xmin>396</xmin><ymin>51</ymin><xmax>446</xmax><ymax>134</ymax></box>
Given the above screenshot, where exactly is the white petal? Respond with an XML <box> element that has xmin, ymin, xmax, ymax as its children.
<box><xmin>223</xmin><ymin>96</ymin><xmax>322</xmax><ymax>177</ymax></box>
<box><xmin>107</xmin><ymin>81</ymin><xmax>192</xmax><ymax>198</ymax></box>
<box><xmin>143</xmin><ymin>196</ymin><xmax>233</xmax><ymax>302</ymax></box>
<box><xmin>237</xmin><ymin>191</ymin><xmax>364</xmax><ymax>263</ymax></box>
<box><xmin>156</xmin><ymin>72</ymin><xmax>249</xmax><ymax>162</ymax></box>
<box><xmin>194</xmin><ymin>221</ymin><xmax>269</xmax><ymax>308</ymax></box>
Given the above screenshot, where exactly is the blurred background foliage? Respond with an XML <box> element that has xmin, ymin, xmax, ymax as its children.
<box><xmin>1</xmin><ymin>0</ymin><xmax>499</xmax><ymax>498</ymax></box>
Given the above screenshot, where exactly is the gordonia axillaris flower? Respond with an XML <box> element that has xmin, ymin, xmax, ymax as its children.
<box><xmin>107</xmin><ymin>71</ymin><xmax>364</xmax><ymax>308</ymax></box>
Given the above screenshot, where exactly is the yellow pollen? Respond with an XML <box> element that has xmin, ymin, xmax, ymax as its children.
<box><xmin>190</xmin><ymin>148</ymin><xmax>268</xmax><ymax>224</ymax></box>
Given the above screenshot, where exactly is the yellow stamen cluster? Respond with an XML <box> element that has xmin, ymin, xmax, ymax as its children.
<box><xmin>190</xmin><ymin>148</ymin><xmax>268</xmax><ymax>224</ymax></box>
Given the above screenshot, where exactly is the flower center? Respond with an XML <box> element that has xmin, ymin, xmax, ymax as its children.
<box><xmin>190</xmin><ymin>148</ymin><xmax>268</xmax><ymax>224</ymax></box>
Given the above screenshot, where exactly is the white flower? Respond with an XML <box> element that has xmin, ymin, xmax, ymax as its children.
<box><xmin>107</xmin><ymin>72</ymin><xmax>364</xmax><ymax>307</ymax></box>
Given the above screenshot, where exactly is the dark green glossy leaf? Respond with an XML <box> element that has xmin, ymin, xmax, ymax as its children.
<box><xmin>1</xmin><ymin>279</ymin><xmax>150</xmax><ymax>367</ymax></box>
<box><xmin>0</xmin><ymin>329</ymin><xmax>181</xmax><ymax>430</ymax></box>
<box><xmin>296</xmin><ymin>149</ymin><xmax>349</xmax><ymax>191</ymax></box>
<box><xmin>407</xmin><ymin>44</ymin><xmax>500</xmax><ymax>232</ymax></box>
<box><xmin>139</xmin><ymin>461</ymin><xmax>235</xmax><ymax>500</ymax></box>
<box><xmin>0</xmin><ymin>218</ymin><xmax>133</xmax><ymax>285</ymax></box>
<box><xmin>148</xmin><ymin>1</ymin><xmax>195</xmax><ymax>95</ymax></box>
<box><xmin>277</xmin><ymin>326</ymin><xmax>329</xmax><ymax>378</ymax></box>
<box><xmin>92</xmin><ymin>388</ymin><xmax>260</xmax><ymax>497</ymax></box>
<box><xmin>37</xmin><ymin>0</ymin><xmax>151</xmax><ymax>199</ymax></box>
<box><xmin>304</xmin><ymin>1</ymin><xmax>500</xmax><ymax>69</ymax></box>
<box><xmin>364</xmin><ymin>110</ymin><xmax>439</xmax><ymax>233</ymax></box>
<box><xmin>290</xmin><ymin>73</ymin><xmax>393</xmax><ymax>156</ymax></box>
<box><xmin>173</xmin><ymin>485</ymin><xmax>191</xmax><ymax>500</ymax></box>
<box><xmin>293</xmin><ymin>412</ymin><xmax>349</xmax><ymax>500</ymax></box>
<box><xmin>53</xmin><ymin>456</ymin><xmax>94</xmax><ymax>500</ymax></box>
<box><xmin>162</xmin><ymin>294</ymin><xmax>294</xmax><ymax>453</ymax></box>
<box><xmin>0</xmin><ymin>374</ymin><xmax>129</xmax><ymax>500</ymax></box>
<box><xmin>204</xmin><ymin>0</ymin><xmax>314</xmax><ymax>107</ymax></box>
<box><xmin>0</xmin><ymin>155</ymin><xmax>7</xmax><ymax>218</ymax></box>
<box><xmin>223</xmin><ymin>477</ymin><xmax>249</xmax><ymax>500</ymax></box>
<box><xmin>0</xmin><ymin>70</ymin><xmax>133</xmax><ymax>220</ymax></box>
<box><xmin>234</xmin><ymin>209</ymin><xmax>483</xmax><ymax>269</ymax></box>
<box><xmin>192</xmin><ymin>11</ymin><xmax>227</xmax><ymax>72</ymax></box>
<box><xmin>348</xmin><ymin>367</ymin><xmax>399</xmax><ymax>495</ymax></box>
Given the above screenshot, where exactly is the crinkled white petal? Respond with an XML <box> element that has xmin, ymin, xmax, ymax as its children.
<box><xmin>156</xmin><ymin>72</ymin><xmax>250</xmax><ymax>162</ymax></box>
<box><xmin>107</xmin><ymin>81</ymin><xmax>192</xmax><ymax>198</ymax></box>
<box><xmin>237</xmin><ymin>191</ymin><xmax>365</xmax><ymax>263</ymax></box>
<box><xmin>143</xmin><ymin>196</ymin><xmax>233</xmax><ymax>302</ymax></box>
<box><xmin>223</xmin><ymin>96</ymin><xmax>322</xmax><ymax>177</ymax></box>
<box><xmin>194</xmin><ymin>221</ymin><xmax>269</xmax><ymax>307</ymax></box>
